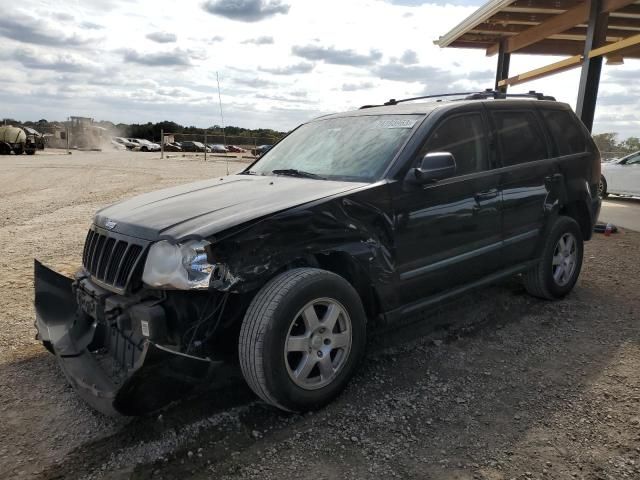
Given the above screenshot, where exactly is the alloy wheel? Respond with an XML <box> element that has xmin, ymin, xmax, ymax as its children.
<box><xmin>284</xmin><ymin>297</ymin><xmax>352</xmax><ymax>390</ymax></box>
<box><xmin>552</xmin><ymin>232</ymin><xmax>578</xmax><ymax>287</ymax></box>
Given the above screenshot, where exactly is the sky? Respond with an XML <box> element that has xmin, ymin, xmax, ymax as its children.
<box><xmin>0</xmin><ymin>0</ymin><xmax>638</xmax><ymax>138</ymax></box>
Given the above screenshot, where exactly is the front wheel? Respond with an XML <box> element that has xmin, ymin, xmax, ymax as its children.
<box><xmin>523</xmin><ymin>216</ymin><xmax>584</xmax><ymax>300</ymax></box>
<box><xmin>239</xmin><ymin>268</ymin><xmax>366</xmax><ymax>412</ymax></box>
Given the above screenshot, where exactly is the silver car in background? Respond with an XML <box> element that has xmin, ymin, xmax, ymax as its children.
<box><xmin>600</xmin><ymin>151</ymin><xmax>640</xmax><ymax>197</ymax></box>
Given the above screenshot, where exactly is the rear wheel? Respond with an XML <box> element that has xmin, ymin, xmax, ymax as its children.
<box><xmin>524</xmin><ymin>216</ymin><xmax>584</xmax><ymax>300</ymax></box>
<box><xmin>239</xmin><ymin>268</ymin><xmax>366</xmax><ymax>412</ymax></box>
<box><xmin>599</xmin><ymin>175</ymin><xmax>609</xmax><ymax>198</ymax></box>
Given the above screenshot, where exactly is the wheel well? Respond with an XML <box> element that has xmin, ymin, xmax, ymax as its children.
<box><xmin>561</xmin><ymin>201</ymin><xmax>592</xmax><ymax>240</ymax></box>
<box><xmin>312</xmin><ymin>252</ymin><xmax>381</xmax><ymax>322</ymax></box>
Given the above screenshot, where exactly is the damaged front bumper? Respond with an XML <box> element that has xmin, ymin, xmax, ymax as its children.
<box><xmin>34</xmin><ymin>260</ymin><xmax>215</xmax><ymax>416</ymax></box>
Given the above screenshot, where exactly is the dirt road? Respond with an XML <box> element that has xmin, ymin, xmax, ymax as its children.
<box><xmin>0</xmin><ymin>152</ymin><xmax>638</xmax><ymax>480</ymax></box>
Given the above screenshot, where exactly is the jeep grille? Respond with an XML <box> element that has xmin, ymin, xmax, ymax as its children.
<box><xmin>82</xmin><ymin>227</ymin><xmax>147</xmax><ymax>292</ymax></box>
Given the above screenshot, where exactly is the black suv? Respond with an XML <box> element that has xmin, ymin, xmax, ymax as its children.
<box><xmin>35</xmin><ymin>92</ymin><xmax>601</xmax><ymax>415</ymax></box>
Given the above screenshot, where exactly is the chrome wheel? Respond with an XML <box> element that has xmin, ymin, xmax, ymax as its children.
<box><xmin>284</xmin><ymin>297</ymin><xmax>352</xmax><ymax>390</ymax></box>
<box><xmin>552</xmin><ymin>232</ymin><xmax>578</xmax><ymax>287</ymax></box>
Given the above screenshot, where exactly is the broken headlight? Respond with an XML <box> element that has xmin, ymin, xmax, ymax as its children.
<box><xmin>142</xmin><ymin>239</ymin><xmax>213</xmax><ymax>290</ymax></box>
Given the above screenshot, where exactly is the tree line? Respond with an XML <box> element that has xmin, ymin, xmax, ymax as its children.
<box><xmin>2</xmin><ymin>118</ymin><xmax>287</xmax><ymax>142</ymax></box>
<box><xmin>592</xmin><ymin>133</ymin><xmax>640</xmax><ymax>157</ymax></box>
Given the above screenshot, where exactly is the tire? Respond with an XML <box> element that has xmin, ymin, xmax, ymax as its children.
<box><xmin>523</xmin><ymin>216</ymin><xmax>584</xmax><ymax>300</ymax></box>
<box><xmin>239</xmin><ymin>268</ymin><xmax>367</xmax><ymax>412</ymax></box>
<box><xmin>141</xmin><ymin>146</ymin><xmax>148</xmax><ymax>152</ymax></box>
<box><xmin>599</xmin><ymin>175</ymin><xmax>609</xmax><ymax>198</ymax></box>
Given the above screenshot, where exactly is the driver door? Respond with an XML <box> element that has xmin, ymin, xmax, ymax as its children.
<box><xmin>390</xmin><ymin>110</ymin><xmax>503</xmax><ymax>307</ymax></box>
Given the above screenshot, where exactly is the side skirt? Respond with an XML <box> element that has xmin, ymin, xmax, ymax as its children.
<box><xmin>381</xmin><ymin>260</ymin><xmax>538</xmax><ymax>329</ymax></box>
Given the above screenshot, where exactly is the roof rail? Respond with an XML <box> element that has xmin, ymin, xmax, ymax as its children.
<box><xmin>359</xmin><ymin>89</ymin><xmax>555</xmax><ymax>109</ymax></box>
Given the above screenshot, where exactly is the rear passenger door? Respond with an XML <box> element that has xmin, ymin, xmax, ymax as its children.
<box><xmin>487</xmin><ymin>105</ymin><xmax>557</xmax><ymax>266</ymax></box>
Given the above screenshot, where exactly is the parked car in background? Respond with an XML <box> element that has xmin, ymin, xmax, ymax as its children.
<box><xmin>130</xmin><ymin>139</ymin><xmax>160</xmax><ymax>152</ymax></box>
<box><xmin>34</xmin><ymin>91</ymin><xmax>601</xmax><ymax>416</ymax></box>
<box><xmin>600</xmin><ymin>150</ymin><xmax>640</xmax><ymax>197</ymax></box>
<box><xmin>208</xmin><ymin>144</ymin><xmax>228</xmax><ymax>153</ymax></box>
<box><xmin>113</xmin><ymin>137</ymin><xmax>139</xmax><ymax>150</ymax></box>
<box><xmin>110</xmin><ymin>139</ymin><xmax>127</xmax><ymax>151</ymax></box>
<box><xmin>163</xmin><ymin>142</ymin><xmax>182</xmax><ymax>152</ymax></box>
<box><xmin>227</xmin><ymin>145</ymin><xmax>246</xmax><ymax>153</ymax></box>
<box><xmin>252</xmin><ymin>144</ymin><xmax>273</xmax><ymax>157</ymax></box>
<box><xmin>180</xmin><ymin>141</ymin><xmax>210</xmax><ymax>152</ymax></box>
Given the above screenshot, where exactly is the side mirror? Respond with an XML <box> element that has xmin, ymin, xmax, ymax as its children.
<box><xmin>409</xmin><ymin>152</ymin><xmax>457</xmax><ymax>184</ymax></box>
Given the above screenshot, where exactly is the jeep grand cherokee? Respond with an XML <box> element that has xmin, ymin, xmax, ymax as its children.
<box><xmin>34</xmin><ymin>91</ymin><xmax>601</xmax><ymax>415</ymax></box>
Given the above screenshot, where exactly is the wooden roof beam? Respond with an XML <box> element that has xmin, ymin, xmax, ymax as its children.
<box><xmin>588</xmin><ymin>30</ymin><xmax>640</xmax><ymax>56</ymax></box>
<box><xmin>497</xmin><ymin>55</ymin><xmax>583</xmax><ymax>87</ymax></box>
<box><xmin>486</xmin><ymin>0</ymin><xmax>637</xmax><ymax>56</ymax></box>
<box><xmin>497</xmin><ymin>31</ymin><xmax>640</xmax><ymax>88</ymax></box>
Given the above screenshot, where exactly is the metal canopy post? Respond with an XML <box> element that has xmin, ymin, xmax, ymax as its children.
<box><xmin>576</xmin><ymin>0</ymin><xmax>609</xmax><ymax>132</ymax></box>
<box><xmin>495</xmin><ymin>40</ymin><xmax>511</xmax><ymax>93</ymax></box>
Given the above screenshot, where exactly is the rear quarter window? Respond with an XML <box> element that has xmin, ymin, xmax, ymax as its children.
<box><xmin>491</xmin><ymin>110</ymin><xmax>548</xmax><ymax>167</ymax></box>
<box><xmin>542</xmin><ymin>109</ymin><xmax>588</xmax><ymax>156</ymax></box>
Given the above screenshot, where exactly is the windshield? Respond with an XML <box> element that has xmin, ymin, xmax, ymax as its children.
<box><xmin>249</xmin><ymin>114</ymin><xmax>422</xmax><ymax>181</ymax></box>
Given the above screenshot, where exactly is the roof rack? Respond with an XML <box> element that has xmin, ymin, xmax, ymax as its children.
<box><xmin>359</xmin><ymin>89</ymin><xmax>556</xmax><ymax>109</ymax></box>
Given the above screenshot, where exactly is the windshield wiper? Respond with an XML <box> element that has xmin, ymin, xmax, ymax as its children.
<box><xmin>271</xmin><ymin>169</ymin><xmax>326</xmax><ymax>180</ymax></box>
<box><xmin>240</xmin><ymin>170</ymin><xmax>260</xmax><ymax>175</ymax></box>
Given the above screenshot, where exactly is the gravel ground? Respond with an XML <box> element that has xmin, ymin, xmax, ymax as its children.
<box><xmin>1</xmin><ymin>151</ymin><xmax>639</xmax><ymax>480</ymax></box>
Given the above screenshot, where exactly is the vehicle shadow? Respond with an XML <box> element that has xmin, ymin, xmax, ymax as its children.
<box><xmin>31</xmin><ymin>265</ymin><xmax>640</xmax><ymax>479</ymax></box>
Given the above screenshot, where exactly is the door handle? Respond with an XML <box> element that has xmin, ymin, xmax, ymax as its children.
<box><xmin>474</xmin><ymin>189</ymin><xmax>499</xmax><ymax>202</ymax></box>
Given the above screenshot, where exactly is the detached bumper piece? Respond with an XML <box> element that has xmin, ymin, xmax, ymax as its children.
<box><xmin>34</xmin><ymin>260</ymin><xmax>212</xmax><ymax>416</ymax></box>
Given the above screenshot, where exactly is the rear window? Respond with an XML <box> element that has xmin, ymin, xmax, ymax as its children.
<box><xmin>491</xmin><ymin>111</ymin><xmax>548</xmax><ymax>167</ymax></box>
<box><xmin>542</xmin><ymin>109</ymin><xmax>588</xmax><ymax>156</ymax></box>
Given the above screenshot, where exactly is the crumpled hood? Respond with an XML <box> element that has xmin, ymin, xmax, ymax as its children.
<box><xmin>94</xmin><ymin>174</ymin><xmax>368</xmax><ymax>241</ymax></box>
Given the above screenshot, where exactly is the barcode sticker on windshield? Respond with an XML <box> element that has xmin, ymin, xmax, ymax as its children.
<box><xmin>372</xmin><ymin>119</ymin><xmax>418</xmax><ymax>129</ymax></box>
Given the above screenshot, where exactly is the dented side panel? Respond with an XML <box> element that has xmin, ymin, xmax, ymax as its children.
<box><xmin>207</xmin><ymin>182</ymin><xmax>401</xmax><ymax>312</ymax></box>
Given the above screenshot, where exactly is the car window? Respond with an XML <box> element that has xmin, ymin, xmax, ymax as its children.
<box><xmin>491</xmin><ymin>110</ymin><xmax>548</xmax><ymax>166</ymax></box>
<box><xmin>542</xmin><ymin>109</ymin><xmax>587</xmax><ymax>156</ymax></box>
<box><xmin>417</xmin><ymin>113</ymin><xmax>488</xmax><ymax>176</ymax></box>
<box><xmin>250</xmin><ymin>115</ymin><xmax>421</xmax><ymax>181</ymax></box>
<box><xmin>624</xmin><ymin>153</ymin><xmax>640</xmax><ymax>165</ymax></box>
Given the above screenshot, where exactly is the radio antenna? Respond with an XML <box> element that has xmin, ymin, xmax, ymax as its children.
<box><xmin>216</xmin><ymin>72</ymin><xmax>228</xmax><ymax>175</ymax></box>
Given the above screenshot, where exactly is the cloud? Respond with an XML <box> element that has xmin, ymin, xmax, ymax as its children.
<box><xmin>53</xmin><ymin>13</ymin><xmax>74</xmax><ymax>22</ymax></box>
<box><xmin>12</xmin><ymin>48</ymin><xmax>100</xmax><ymax>73</ymax></box>
<box><xmin>399</xmin><ymin>49</ymin><xmax>418</xmax><ymax>65</ymax></box>
<box><xmin>202</xmin><ymin>0</ymin><xmax>290</xmax><ymax>22</ymax></box>
<box><xmin>374</xmin><ymin>63</ymin><xmax>450</xmax><ymax>83</ymax></box>
<box><xmin>255</xmin><ymin>93</ymin><xmax>312</xmax><ymax>103</ymax></box>
<box><xmin>233</xmin><ymin>77</ymin><xmax>277</xmax><ymax>88</ymax></box>
<box><xmin>80</xmin><ymin>21</ymin><xmax>104</xmax><ymax>30</ymax></box>
<box><xmin>605</xmin><ymin>69</ymin><xmax>640</xmax><ymax>81</ymax></box>
<box><xmin>258</xmin><ymin>62</ymin><xmax>313</xmax><ymax>75</ymax></box>
<box><xmin>386</xmin><ymin>0</ymin><xmax>482</xmax><ymax>5</ymax></box>
<box><xmin>372</xmin><ymin>62</ymin><xmax>493</xmax><ymax>91</ymax></box>
<box><xmin>0</xmin><ymin>11</ymin><xmax>95</xmax><ymax>47</ymax></box>
<box><xmin>242</xmin><ymin>36</ymin><xmax>274</xmax><ymax>45</ymax></box>
<box><xmin>146</xmin><ymin>31</ymin><xmax>177</xmax><ymax>43</ymax></box>
<box><xmin>292</xmin><ymin>45</ymin><xmax>382</xmax><ymax>66</ymax></box>
<box><xmin>122</xmin><ymin>48</ymin><xmax>194</xmax><ymax>67</ymax></box>
<box><xmin>207</xmin><ymin>35</ymin><xmax>224</xmax><ymax>44</ymax></box>
<box><xmin>342</xmin><ymin>81</ymin><xmax>376</xmax><ymax>91</ymax></box>
<box><xmin>598</xmin><ymin>92</ymin><xmax>640</xmax><ymax>107</ymax></box>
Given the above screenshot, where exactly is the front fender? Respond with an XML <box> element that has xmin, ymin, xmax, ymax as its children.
<box><xmin>208</xmin><ymin>188</ymin><xmax>398</xmax><ymax>309</ymax></box>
